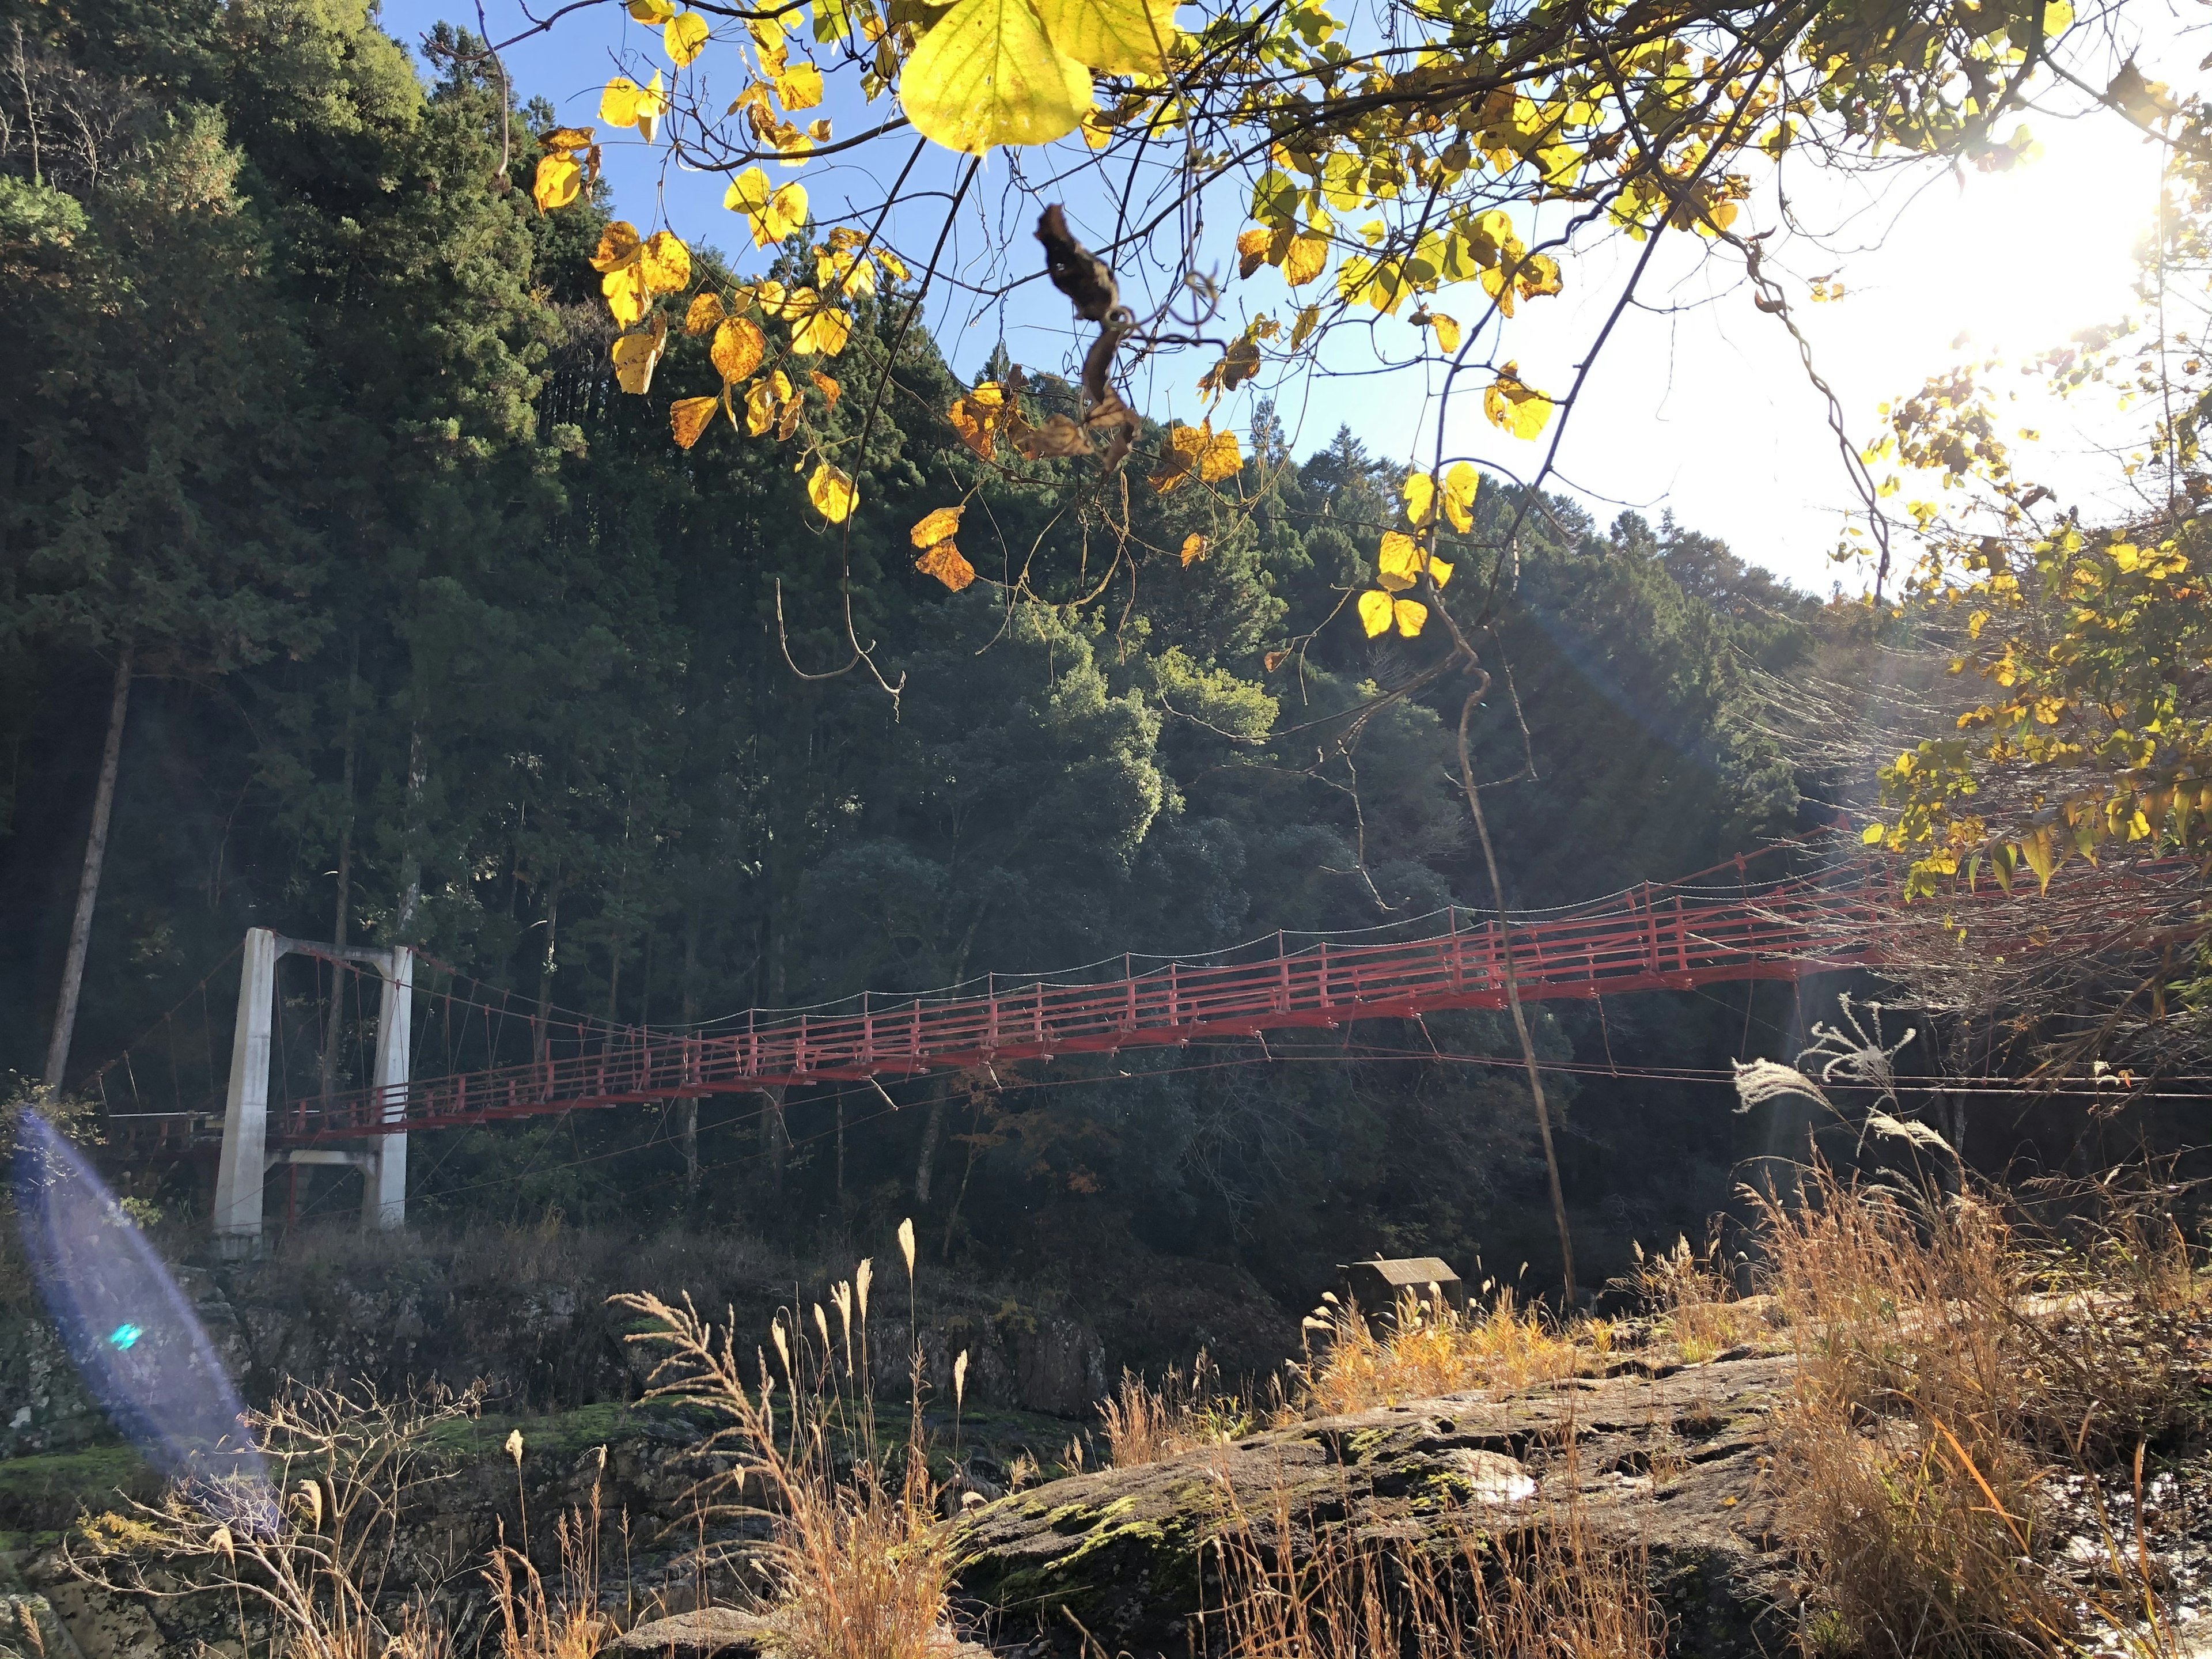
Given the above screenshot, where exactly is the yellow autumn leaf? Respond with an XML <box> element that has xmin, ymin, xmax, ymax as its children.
<box><xmin>1150</xmin><ymin>423</ymin><xmax>1207</xmax><ymax>493</ymax></box>
<box><xmin>725</xmin><ymin>166</ymin><xmax>769</xmax><ymax>218</ymax></box>
<box><xmin>949</xmin><ymin>384</ymin><xmax>1007</xmax><ymax>459</ymax></box>
<box><xmin>538</xmin><ymin>126</ymin><xmax>596</xmax><ymax>151</ymax></box>
<box><xmin>916</xmin><ymin>540</ymin><xmax>977</xmax><ymax>590</ymax></box>
<box><xmin>1032</xmin><ymin>0</ymin><xmax>1177</xmax><ymax>74</ymax></box>
<box><xmin>729</xmin><ymin>172</ymin><xmax>810</xmax><ymax>248</ymax></box>
<box><xmin>817</xmin><ymin>247</ymin><xmax>876</xmax><ymax>296</ymax></box>
<box><xmin>745</xmin><ymin>377</ymin><xmax>778</xmax><ymax>435</ymax></box>
<box><xmin>636</xmin><ymin>71</ymin><xmax>668</xmax><ymax>141</ymax></box>
<box><xmin>1429</xmin><ymin>555</ymin><xmax>1453</xmax><ymax>588</ymax></box>
<box><xmin>533</xmin><ymin>153</ymin><xmax>582</xmax><ymax>212</ymax></box>
<box><xmin>1180</xmin><ymin>533</ymin><xmax>1209</xmax><ymax>566</ymax></box>
<box><xmin>911</xmin><ymin>505</ymin><xmax>966</xmax><ymax>547</ymax></box>
<box><xmin>1234</xmin><ymin>227</ymin><xmax>1270</xmax><ymax>279</ymax></box>
<box><xmin>1283</xmin><ymin>235</ymin><xmax>1328</xmax><ymax>286</ymax></box>
<box><xmin>877</xmin><ymin>249</ymin><xmax>911</xmax><ymax>283</ymax></box>
<box><xmin>601</xmin><ymin>71</ymin><xmax>667</xmax><ymax>137</ymax></box>
<box><xmin>1392</xmin><ymin>597</ymin><xmax>1428</xmax><ymax>637</ymax></box>
<box><xmin>900</xmin><ymin>0</ymin><xmax>1092</xmax><ymax>154</ymax></box>
<box><xmin>628</xmin><ymin>0</ymin><xmax>676</xmax><ymax>19</ymax></box>
<box><xmin>603</xmin><ymin>264</ymin><xmax>652</xmax><ymax>327</ymax></box>
<box><xmin>808</xmin><ymin>461</ymin><xmax>858</xmax><ymax>522</ymax></box>
<box><xmin>1859</xmin><ymin>821</ymin><xmax>1886</xmax><ymax>846</ymax></box>
<box><xmin>666</xmin><ymin>10</ymin><xmax>710</xmax><ymax>63</ymax></box>
<box><xmin>711</xmin><ymin>317</ymin><xmax>767</xmax><ymax>382</ymax></box>
<box><xmin>590</xmin><ymin>224</ymin><xmax>653</xmax><ymax>324</ymax></box>
<box><xmin>590</xmin><ymin>221</ymin><xmax>643</xmax><ymax>272</ymax></box>
<box><xmin>1376</xmin><ymin>530</ymin><xmax>1422</xmax><ymax>591</ymax></box>
<box><xmin>601</xmin><ymin>76</ymin><xmax>648</xmax><ymax>126</ymax></box>
<box><xmin>671</xmin><ymin>396</ymin><xmax>719</xmax><ymax>449</ymax></box>
<box><xmin>810</xmin><ymin>370</ymin><xmax>841</xmax><ymax>408</ymax></box>
<box><xmin>777</xmin><ymin>62</ymin><xmax>825</xmax><ymax>109</ymax></box>
<box><xmin>1402</xmin><ymin>472</ymin><xmax>1434</xmax><ymax>528</ymax></box>
<box><xmin>1198</xmin><ymin>426</ymin><xmax>1241</xmax><ymax>483</ymax></box>
<box><xmin>1431</xmin><ymin>312</ymin><xmax>1463</xmax><ymax>354</ymax></box>
<box><xmin>748</xmin><ymin>13</ymin><xmax>789</xmax><ymax>60</ymax></box>
<box><xmin>791</xmin><ymin>305</ymin><xmax>851</xmax><ymax>357</ymax></box>
<box><xmin>1516</xmin><ymin>253</ymin><xmax>1562</xmax><ymax>300</ymax></box>
<box><xmin>1357</xmin><ymin>589</ymin><xmax>1394</xmax><ymax>637</ymax></box>
<box><xmin>611</xmin><ymin>313</ymin><xmax>669</xmax><ymax>395</ymax></box>
<box><xmin>1483</xmin><ymin>362</ymin><xmax>1553</xmax><ymax>441</ymax></box>
<box><xmin>1442</xmin><ymin>461</ymin><xmax>1478</xmax><ymax>532</ymax></box>
<box><xmin>640</xmin><ymin>230</ymin><xmax>691</xmax><ymax>293</ymax></box>
<box><xmin>684</xmin><ymin>291</ymin><xmax>726</xmax><ymax>335</ymax></box>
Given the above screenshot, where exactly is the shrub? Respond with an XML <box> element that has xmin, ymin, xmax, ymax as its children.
<box><xmin>1756</xmin><ymin>1161</ymin><xmax>2208</xmax><ymax>1658</ymax></box>
<box><xmin>1099</xmin><ymin>1350</ymin><xmax>1249</xmax><ymax>1468</ymax></box>
<box><xmin>1285</xmin><ymin>1286</ymin><xmax>1584</xmax><ymax>1417</ymax></box>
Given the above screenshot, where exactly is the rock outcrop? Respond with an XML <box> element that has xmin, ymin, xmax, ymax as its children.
<box><xmin>955</xmin><ymin>1353</ymin><xmax>1805</xmax><ymax>1658</ymax></box>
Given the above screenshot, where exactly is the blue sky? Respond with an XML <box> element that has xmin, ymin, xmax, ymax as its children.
<box><xmin>381</xmin><ymin>0</ymin><xmax>2203</xmax><ymax>591</ymax></box>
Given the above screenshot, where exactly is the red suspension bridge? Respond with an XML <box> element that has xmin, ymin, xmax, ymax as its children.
<box><xmin>244</xmin><ymin>849</ymin><xmax>2199</xmax><ymax>1148</ymax></box>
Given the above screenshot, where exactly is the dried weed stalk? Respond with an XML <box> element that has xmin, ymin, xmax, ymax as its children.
<box><xmin>1099</xmin><ymin>1350</ymin><xmax>1250</xmax><ymax>1469</ymax></box>
<box><xmin>69</xmin><ymin>1382</ymin><xmax>479</xmax><ymax>1659</ymax></box>
<box><xmin>1756</xmin><ymin>1160</ymin><xmax>2207</xmax><ymax>1658</ymax></box>
<box><xmin>1286</xmin><ymin>1286</ymin><xmax>1585</xmax><ymax>1418</ymax></box>
<box><xmin>612</xmin><ymin>1220</ymin><xmax>957</xmax><ymax>1659</ymax></box>
<box><xmin>1207</xmin><ymin>1438</ymin><xmax>1661</xmax><ymax>1659</ymax></box>
<box><xmin>1616</xmin><ymin>1229</ymin><xmax>1764</xmax><ymax>1363</ymax></box>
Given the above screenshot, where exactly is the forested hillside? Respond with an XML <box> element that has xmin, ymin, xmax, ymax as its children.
<box><xmin>0</xmin><ymin>0</ymin><xmax>1842</xmax><ymax>1298</ymax></box>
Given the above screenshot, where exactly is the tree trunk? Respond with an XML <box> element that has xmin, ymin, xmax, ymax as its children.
<box><xmin>915</xmin><ymin>1090</ymin><xmax>946</xmax><ymax>1204</ymax></box>
<box><xmin>941</xmin><ymin>1092</ymin><xmax>987</xmax><ymax>1260</ymax></box>
<box><xmin>757</xmin><ymin>1085</ymin><xmax>786</xmax><ymax>1189</ymax></box>
<box><xmin>319</xmin><ymin>654</ymin><xmax>359</xmax><ymax>1098</ymax></box>
<box><xmin>679</xmin><ymin>907</ymin><xmax>700</xmax><ymax>1192</ymax></box>
<box><xmin>395</xmin><ymin>724</ymin><xmax>426</xmax><ymax>938</ymax></box>
<box><xmin>43</xmin><ymin>642</ymin><xmax>134</xmax><ymax>1092</ymax></box>
<box><xmin>1457</xmin><ymin>690</ymin><xmax>1575</xmax><ymax>1306</ymax></box>
<box><xmin>535</xmin><ymin>870</ymin><xmax>562</xmax><ymax>1066</ymax></box>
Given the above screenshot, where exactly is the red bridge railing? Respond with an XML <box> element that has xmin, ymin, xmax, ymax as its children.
<box><xmin>260</xmin><ymin>851</ymin><xmax>2198</xmax><ymax>1144</ymax></box>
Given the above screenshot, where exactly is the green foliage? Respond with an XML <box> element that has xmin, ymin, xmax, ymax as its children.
<box><xmin>0</xmin><ymin>1</ymin><xmax>1838</xmax><ymax>1297</ymax></box>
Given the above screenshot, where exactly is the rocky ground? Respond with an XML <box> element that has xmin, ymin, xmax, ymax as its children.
<box><xmin>0</xmin><ymin>1349</ymin><xmax>1815</xmax><ymax>1659</ymax></box>
<box><xmin>0</xmin><ymin>1326</ymin><xmax>2206</xmax><ymax>1658</ymax></box>
<box><xmin>955</xmin><ymin>1350</ymin><xmax>1806</xmax><ymax>1658</ymax></box>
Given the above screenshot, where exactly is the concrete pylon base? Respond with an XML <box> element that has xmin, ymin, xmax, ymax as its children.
<box><xmin>210</xmin><ymin>932</ymin><xmax>415</xmax><ymax>1247</ymax></box>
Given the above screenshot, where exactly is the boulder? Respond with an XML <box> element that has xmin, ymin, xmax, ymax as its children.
<box><xmin>604</xmin><ymin>1608</ymin><xmax>991</xmax><ymax>1659</ymax></box>
<box><xmin>601</xmin><ymin>1608</ymin><xmax>773</xmax><ymax>1659</ymax></box>
<box><xmin>954</xmin><ymin>1352</ymin><xmax>1806</xmax><ymax>1658</ymax></box>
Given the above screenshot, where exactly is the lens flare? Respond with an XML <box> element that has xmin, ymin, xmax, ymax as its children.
<box><xmin>13</xmin><ymin>1113</ymin><xmax>273</xmax><ymax>1527</ymax></box>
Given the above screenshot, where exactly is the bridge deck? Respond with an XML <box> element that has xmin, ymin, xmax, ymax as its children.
<box><xmin>234</xmin><ymin>853</ymin><xmax>2192</xmax><ymax>1145</ymax></box>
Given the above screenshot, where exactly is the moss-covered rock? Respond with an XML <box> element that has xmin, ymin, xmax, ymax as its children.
<box><xmin>953</xmin><ymin>1354</ymin><xmax>1803</xmax><ymax>1658</ymax></box>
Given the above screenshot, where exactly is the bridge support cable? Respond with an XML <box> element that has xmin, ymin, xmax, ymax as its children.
<box><xmin>151</xmin><ymin>851</ymin><xmax>2199</xmax><ymax>1238</ymax></box>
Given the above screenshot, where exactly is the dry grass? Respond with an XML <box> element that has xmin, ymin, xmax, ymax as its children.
<box><xmin>614</xmin><ymin>1221</ymin><xmax>958</xmax><ymax>1659</ymax></box>
<box><xmin>1099</xmin><ymin>1351</ymin><xmax>1251</xmax><ymax>1468</ymax></box>
<box><xmin>490</xmin><ymin>1445</ymin><xmax>609</xmax><ymax>1659</ymax></box>
<box><xmin>1208</xmin><ymin>1436</ymin><xmax>1662</xmax><ymax>1659</ymax></box>
<box><xmin>1617</xmin><ymin>1230</ymin><xmax>1764</xmax><ymax>1363</ymax></box>
<box><xmin>73</xmin><ymin>1225</ymin><xmax>968</xmax><ymax>1659</ymax></box>
<box><xmin>1286</xmin><ymin>1286</ymin><xmax>1586</xmax><ymax>1417</ymax></box>
<box><xmin>69</xmin><ymin>1382</ymin><xmax>478</xmax><ymax>1659</ymax></box>
<box><xmin>1756</xmin><ymin>1161</ymin><xmax>2209</xmax><ymax>1659</ymax></box>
